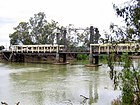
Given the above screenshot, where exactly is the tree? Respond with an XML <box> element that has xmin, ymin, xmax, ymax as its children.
<box><xmin>29</xmin><ymin>12</ymin><xmax>58</xmax><ymax>44</ymax></box>
<box><xmin>106</xmin><ymin>0</ymin><xmax>140</xmax><ymax>104</ymax></box>
<box><xmin>29</xmin><ymin>12</ymin><xmax>47</xmax><ymax>44</ymax></box>
<box><xmin>0</xmin><ymin>45</ymin><xmax>5</xmax><ymax>50</ymax></box>
<box><xmin>10</xmin><ymin>22</ymin><xmax>32</xmax><ymax>45</ymax></box>
<box><xmin>94</xmin><ymin>28</ymin><xmax>101</xmax><ymax>44</ymax></box>
<box><xmin>113</xmin><ymin>0</ymin><xmax>140</xmax><ymax>42</ymax></box>
<box><xmin>9</xmin><ymin>12</ymin><xmax>59</xmax><ymax>45</ymax></box>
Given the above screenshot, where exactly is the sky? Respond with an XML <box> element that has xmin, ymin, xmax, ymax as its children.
<box><xmin>0</xmin><ymin>0</ymin><xmax>128</xmax><ymax>48</ymax></box>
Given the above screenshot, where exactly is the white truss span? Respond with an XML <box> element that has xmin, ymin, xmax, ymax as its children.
<box><xmin>90</xmin><ymin>43</ymin><xmax>140</xmax><ymax>54</ymax></box>
<box><xmin>10</xmin><ymin>44</ymin><xmax>65</xmax><ymax>53</ymax></box>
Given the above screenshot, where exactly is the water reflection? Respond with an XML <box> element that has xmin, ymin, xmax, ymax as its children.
<box><xmin>89</xmin><ymin>67</ymin><xmax>99</xmax><ymax>105</ymax></box>
<box><xmin>0</xmin><ymin>62</ymin><xmax>121</xmax><ymax>105</ymax></box>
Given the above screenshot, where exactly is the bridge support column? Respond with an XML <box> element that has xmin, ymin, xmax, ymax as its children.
<box><xmin>89</xmin><ymin>54</ymin><xmax>93</xmax><ymax>64</ymax></box>
<box><xmin>63</xmin><ymin>53</ymin><xmax>67</xmax><ymax>63</ymax></box>
<box><xmin>56</xmin><ymin>53</ymin><xmax>60</xmax><ymax>63</ymax></box>
<box><xmin>94</xmin><ymin>56</ymin><xmax>99</xmax><ymax>65</ymax></box>
<box><xmin>89</xmin><ymin>42</ymin><xmax>93</xmax><ymax>64</ymax></box>
<box><xmin>86</xmin><ymin>43</ymin><xmax>101</xmax><ymax>67</ymax></box>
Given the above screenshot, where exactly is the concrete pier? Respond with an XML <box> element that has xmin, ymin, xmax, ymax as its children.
<box><xmin>56</xmin><ymin>53</ymin><xmax>60</xmax><ymax>63</ymax></box>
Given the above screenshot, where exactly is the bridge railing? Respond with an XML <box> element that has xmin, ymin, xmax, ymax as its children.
<box><xmin>90</xmin><ymin>43</ymin><xmax>140</xmax><ymax>54</ymax></box>
<box><xmin>10</xmin><ymin>45</ymin><xmax>65</xmax><ymax>53</ymax></box>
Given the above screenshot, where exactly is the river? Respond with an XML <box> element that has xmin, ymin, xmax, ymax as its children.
<box><xmin>0</xmin><ymin>61</ymin><xmax>124</xmax><ymax>105</ymax></box>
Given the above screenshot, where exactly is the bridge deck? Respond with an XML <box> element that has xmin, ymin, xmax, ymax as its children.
<box><xmin>1</xmin><ymin>50</ymin><xmax>138</xmax><ymax>56</ymax></box>
<box><xmin>2</xmin><ymin>43</ymin><xmax>140</xmax><ymax>54</ymax></box>
<box><xmin>90</xmin><ymin>43</ymin><xmax>140</xmax><ymax>54</ymax></box>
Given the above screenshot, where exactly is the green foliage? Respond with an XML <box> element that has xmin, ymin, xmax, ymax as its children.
<box><xmin>108</xmin><ymin>52</ymin><xmax>140</xmax><ymax>104</ymax></box>
<box><xmin>99</xmin><ymin>55</ymin><xmax>108</xmax><ymax>63</ymax></box>
<box><xmin>76</xmin><ymin>54</ymin><xmax>88</xmax><ymax>60</ymax></box>
<box><xmin>120</xmin><ymin>53</ymin><xmax>135</xmax><ymax>104</ymax></box>
<box><xmin>102</xmin><ymin>0</ymin><xmax>140</xmax><ymax>44</ymax></box>
<box><xmin>10</xmin><ymin>22</ymin><xmax>32</xmax><ymax>45</ymax></box>
<box><xmin>122</xmin><ymin>79</ymin><xmax>134</xmax><ymax>104</ymax></box>
<box><xmin>113</xmin><ymin>0</ymin><xmax>140</xmax><ymax>42</ymax></box>
<box><xmin>121</xmin><ymin>53</ymin><xmax>132</xmax><ymax>68</ymax></box>
<box><xmin>0</xmin><ymin>45</ymin><xmax>5</xmax><ymax>50</ymax></box>
<box><xmin>106</xmin><ymin>1</ymin><xmax>140</xmax><ymax>104</ymax></box>
<box><xmin>9</xmin><ymin>12</ymin><xmax>59</xmax><ymax>45</ymax></box>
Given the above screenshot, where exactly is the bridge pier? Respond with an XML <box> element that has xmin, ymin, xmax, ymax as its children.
<box><xmin>94</xmin><ymin>56</ymin><xmax>99</xmax><ymax>65</ymax></box>
<box><xmin>86</xmin><ymin>42</ymin><xmax>101</xmax><ymax>67</ymax></box>
<box><xmin>89</xmin><ymin>54</ymin><xmax>99</xmax><ymax>65</ymax></box>
<box><xmin>55</xmin><ymin>53</ymin><xmax>68</xmax><ymax>64</ymax></box>
<box><xmin>87</xmin><ymin>54</ymin><xmax>100</xmax><ymax>67</ymax></box>
<box><xmin>56</xmin><ymin>53</ymin><xmax>60</xmax><ymax>63</ymax></box>
<box><xmin>61</xmin><ymin>29</ymin><xmax>67</xmax><ymax>64</ymax></box>
<box><xmin>89</xmin><ymin>54</ymin><xmax>93</xmax><ymax>64</ymax></box>
<box><xmin>62</xmin><ymin>53</ymin><xmax>67</xmax><ymax>63</ymax></box>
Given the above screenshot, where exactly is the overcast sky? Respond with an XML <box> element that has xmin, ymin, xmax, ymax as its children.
<box><xmin>0</xmin><ymin>0</ymin><xmax>128</xmax><ymax>47</ymax></box>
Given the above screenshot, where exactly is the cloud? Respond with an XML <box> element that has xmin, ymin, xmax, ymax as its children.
<box><xmin>0</xmin><ymin>0</ymin><xmax>128</xmax><ymax>46</ymax></box>
<box><xmin>0</xmin><ymin>17</ymin><xmax>17</xmax><ymax>26</ymax></box>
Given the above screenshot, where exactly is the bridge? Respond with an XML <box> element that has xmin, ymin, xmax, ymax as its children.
<box><xmin>7</xmin><ymin>43</ymin><xmax>140</xmax><ymax>57</ymax></box>
<box><xmin>90</xmin><ymin>43</ymin><xmax>140</xmax><ymax>54</ymax></box>
<box><xmin>0</xmin><ymin>43</ymin><xmax>139</xmax><ymax>65</ymax></box>
<box><xmin>10</xmin><ymin>44</ymin><xmax>65</xmax><ymax>53</ymax></box>
<box><xmin>1</xmin><ymin>25</ymin><xmax>139</xmax><ymax>66</ymax></box>
<box><xmin>8</xmin><ymin>43</ymin><xmax>140</xmax><ymax>54</ymax></box>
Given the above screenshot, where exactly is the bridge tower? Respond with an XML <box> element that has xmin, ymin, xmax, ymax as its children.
<box><xmin>62</xmin><ymin>29</ymin><xmax>67</xmax><ymax>63</ymax></box>
<box><xmin>89</xmin><ymin>26</ymin><xmax>94</xmax><ymax>64</ymax></box>
<box><xmin>55</xmin><ymin>29</ymin><xmax>67</xmax><ymax>64</ymax></box>
<box><xmin>89</xmin><ymin>26</ymin><xmax>99</xmax><ymax>65</ymax></box>
<box><xmin>56</xmin><ymin>32</ymin><xmax>60</xmax><ymax>63</ymax></box>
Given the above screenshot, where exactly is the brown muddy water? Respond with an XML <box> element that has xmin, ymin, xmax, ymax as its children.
<box><xmin>0</xmin><ymin>61</ymin><xmax>124</xmax><ymax>105</ymax></box>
